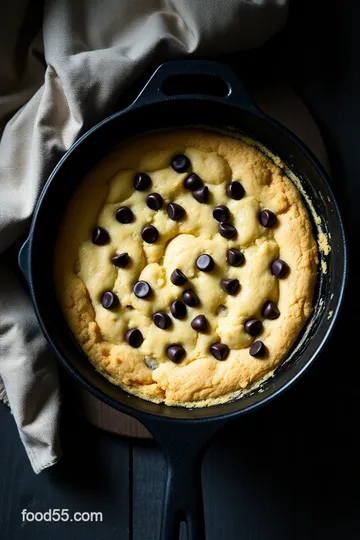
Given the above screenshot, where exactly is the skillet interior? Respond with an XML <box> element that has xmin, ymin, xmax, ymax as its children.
<box><xmin>26</xmin><ymin>98</ymin><xmax>346</xmax><ymax>421</ymax></box>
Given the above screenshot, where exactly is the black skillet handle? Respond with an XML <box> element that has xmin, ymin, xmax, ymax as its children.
<box><xmin>18</xmin><ymin>236</ymin><xmax>30</xmax><ymax>281</ymax></box>
<box><xmin>161</xmin><ymin>449</ymin><xmax>205</xmax><ymax>540</ymax></box>
<box><xmin>143</xmin><ymin>418</ymin><xmax>223</xmax><ymax>540</ymax></box>
<box><xmin>132</xmin><ymin>59</ymin><xmax>262</xmax><ymax>114</ymax></box>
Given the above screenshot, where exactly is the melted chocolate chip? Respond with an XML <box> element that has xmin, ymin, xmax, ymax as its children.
<box><xmin>171</xmin><ymin>154</ymin><xmax>190</xmax><ymax>173</ymax></box>
<box><xmin>192</xmin><ymin>185</ymin><xmax>209</xmax><ymax>204</ymax></box>
<box><xmin>249</xmin><ymin>340</ymin><xmax>266</xmax><ymax>357</ymax></box>
<box><xmin>182</xmin><ymin>289</ymin><xmax>200</xmax><ymax>307</ymax></box>
<box><xmin>125</xmin><ymin>328</ymin><xmax>143</xmax><ymax>348</ymax></box>
<box><xmin>259</xmin><ymin>209</ymin><xmax>277</xmax><ymax>228</ymax></box>
<box><xmin>153</xmin><ymin>312</ymin><xmax>172</xmax><ymax>330</ymax></box>
<box><xmin>213</xmin><ymin>205</ymin><xmax>230</xmax><ymax>223</ymax></box>
<box><xmin>262</xmin><ymin>301</ymin><xmax>280</xmax><ymax>320</ymax></box>
<box><xmin>167</xmin><ymin>344</ymin><xmax>186</xmax><ymax>363</ymax></box>
<box><xmin>210</xmin><ymin>342</ymin><xmax>229</xmax><ymax>361</ymax></box>
<box><xmin>133</xmin><ymin>172</ymin><xmax>151</xmax><ymax>191</ymax></box>
<box><xmin>227</xmin><ymin>248</ymin><xmax>245</xmax><ymax>267</ymax></box>
<box><xmin>219</xmin><ymin>222</ymin><xmax>237</xmax><ymax>238</ymax></box>
<box><xmin>226</xmin><ymin>181</ymin><xmax>245</xmax><ymax>200</ymax></box>
<box><xmin>170</xmin><ymin>300</ymin><xmax>187</xmax><ymax>319</ymax></box>
<box><xmin>111</xmin><ymin>252</ymin><xmax>129</xmax><ymax>267</ymax></box>
<box><xmin>115</xmin><ymin>206</ymin><xmax>134</xmax><ymax>224</ymax></box>
<box><xmin>167</xmin><ymin>202</ymin><xmax>185</xmax><ymax>221</ymax></box>
<box><xmin>221</xmin><ymin>278</ymin><xmax>240</xmax><ymax>295</ymax></box>
<box><xmin>141</xmin><ymin>224</ymin><xmax>159</xmax><ymax>243</ymax></box>
<box><xmin>146</xmin><ymin>193</ymin><xmax>163</xmax><ymax>211</ymax></box>
<box><xmin>92</xmin><ymin>226</ymin><xmax>109</xmax><ymax>245</ymax></box>
<box><xmin>244</xmin><ymin>318</ymin><xmax>263</xmax><ymax>336</ymax></box>
<box><xmin>191</xmin><ymin>315</ymin><xmax>208</xmax><ymax>333</ymax></box>
<box><xmin>271</xmin><ymin>259</ymin><xmax>289</xmax><ymax>278</ymax></box>
<box><xmin>170</xmin><ymin>269</ymin><xmax>188</xmax><ymax>286</ymax></box>
<box><xmin>133</xmin><ymin>281</ymin><xmax>152</xmax><ymax>298</ymax></box>
<box><xmin>196</xmin><ymin>254</ymin><xmax>214</xmax><ymax>272</ymax></box>
<box><xmin>101</xmin><ymin>291</ymin><xmax>119</xmax><ymax>309</ymax></box>
<box><xmin>184</xmin><ymin>173</ymin><xmax>203</xmax><ymax>191</ymax></box>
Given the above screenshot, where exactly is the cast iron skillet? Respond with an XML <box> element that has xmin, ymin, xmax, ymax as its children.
<box><xmin>19</xmin><ymin>60</ymin><xmax>346</xmax><ymax>540</ymax></box>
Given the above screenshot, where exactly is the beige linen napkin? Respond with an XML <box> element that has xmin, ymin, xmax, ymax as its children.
<box><xmin>0</xmin><ymin>0</ymin><xmax>288</xmax><ymax>473</ymax></box>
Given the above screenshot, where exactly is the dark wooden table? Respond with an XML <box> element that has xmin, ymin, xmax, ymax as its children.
<box><xmin>1</xmin><ymin>1</ymin><xmax>359</xmax><ymax>538</ymax></box>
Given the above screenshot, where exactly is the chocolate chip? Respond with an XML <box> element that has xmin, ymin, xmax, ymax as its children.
<box><xmin>125</xmin><ymin>328</ymin><xmax>143</xmax><ymax>348</ymax></box>
<box><xmin>92</xmin><ymin>226</ymin><xmax>109</xmax><ymax>245</ymax></box>
<box><xmin>249</xmin><ymin>340</ymin><xmax>266</xmax><ymax>357</ymax></box>
<box><xmin>101</xmin><ymin>291</ymin><xmax>119</xmax><ymax>309</ymax></box>
<box><xmin>221</xmin><ymin>278</ymin><xmax>240</xmax><ymax>295</ymax></box>
<box><xmin>170</xmin><ymin>269</ymin><xmax>188</xmax><ymax>286</ymax></box>
<box><xmin>262</xmin><ymin>300</ymin><xmax>280</xmax><ymax>319</ymax></box>
<box><xmin>134</xmin><ymin>172</ymin><xmax>151</xmax><ymax>191</ymax></box>
<box><xmin>184</xmin><ymin>173</ymin><xmax>203</xmax><ymax>191</ymax></box>
<box><xmin>171</xmin><ymin>154</ymin><xmax>190</xmax><ymax>173</ymax></box>
<box><xmin>133</xmin><ymin>281</ymin><xmax>151</xmax><ymax>298</ymax></box>
<box><xmin>219</xmin><ymin>222</ymin><xmax>237</xmax><ymax>238</ymax></box>
<box><xmin>259</xmin><ymin>209</ymin><xmax>277</xmax><ymax>228</ymax></box>
<box><xmin>210</xmin><ymin>342</ymin><xmax>229</xmax><ymax>360</ymax></box>
<box><xmin>213</xmin><ymin>205</ymin><xmax>230</xmax><ymax>223</ymax></box>
<box><xmin>170</xmin><ymin>300</ymin><xmax>187</xmax><ymax>319</ymax></box>
<box><xmin>191</xmin><ymin>315</ymin><xmax>208</xmax><ymax>333</ymax></box>
<box><xmin>271</xmin><ymin>259</ymin><xmax>289</xmax><ymax>278</ymax></box>
<box><xmin>182</xmin><ymin>289</ymin><xmax>200</xmax><ymax>307</ymax></box>
<box><xmin>227</xmin><ymin>248</ymin><xmax>245</xmax><ymax>267</ymax></box>
<box><xmin>167</xmin><ymin>202</ymin><xmax>185</xmax><ymax>221</ymax></box>
<box><xmin>226</xmin><ymin>181</ymin><xmax>245</xmax><ymax>200</ymax></box>
<box><xmin>167</xmin><ymin>344</ymin><xmax>186</xmax><ymax>363</ymax></box>
<box><xmin>111</xmin><ymin>252</ymin><xmax>130</xmax><ymax>267</ymax></box>
<box><xmin>153</xmin><ymin>311</ymin><xmax>172</xmax><ymax>330</ymax></box>
<box><xmin>192</xmin><ymin>185</ymin><xmax>209</xmax><ymax>204</ymax></box>
<box><xmin>146</xmin><ymin>192</ymin><xmax>163</xmax><ymax>211</ymax></box>
<box><xmin>196</xmin><ymin>254</ymin><xmax>214</xmax><ymax>272</ymax></box>
<box><xmin>244</xmin><ymin>318</ymin><xmax>263</xmax><ymax>336</ymax></box>
<box><xmin>141</xmin><ymin>224</ymin><xmax>159</xmax><ymax>243</ymax></box>
<box><xmin>115</xmin><ymin>206</ymin><xmax>134</xmax><ymax>224</ymax></box>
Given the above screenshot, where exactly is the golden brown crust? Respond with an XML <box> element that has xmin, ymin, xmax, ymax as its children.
<box><xmin>54</xmin><ymin>129</ymin><xmax>318</xmax><ymax>407</ymax></box>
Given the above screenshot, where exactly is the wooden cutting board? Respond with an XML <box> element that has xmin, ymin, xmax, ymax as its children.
<box><xmin>81</xmin><ymin>79</ymin><xmax>329</xmax><ymax>439</ymax></box>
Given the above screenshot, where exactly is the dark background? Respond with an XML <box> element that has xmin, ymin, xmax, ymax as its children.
<box><xmin>1</xmin><ymin>0</ymin><xmax>358</xmax><ymax>539</ymax></box>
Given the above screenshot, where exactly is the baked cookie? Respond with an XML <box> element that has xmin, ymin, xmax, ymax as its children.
<box><xmin>54</xmin><ymin>130</ymin><xmax>318</xmax><ymax>407</ymax></box>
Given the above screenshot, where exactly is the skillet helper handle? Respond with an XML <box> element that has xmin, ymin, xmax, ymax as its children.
<box><xmin>143</xmin><ymin>419</ymin><xmax>222</xmax><ymax>540</ymax></box>
<box><xmin>132</xmin><ymin>59</ymin><xmax>261</xmax><ymax>114</ymax></box>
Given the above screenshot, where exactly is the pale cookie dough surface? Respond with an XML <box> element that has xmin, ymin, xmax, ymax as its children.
<box><xmin>54</xmin><ymin>130</ymin><xmax>318</xmax><ymax>407</ymax></box>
